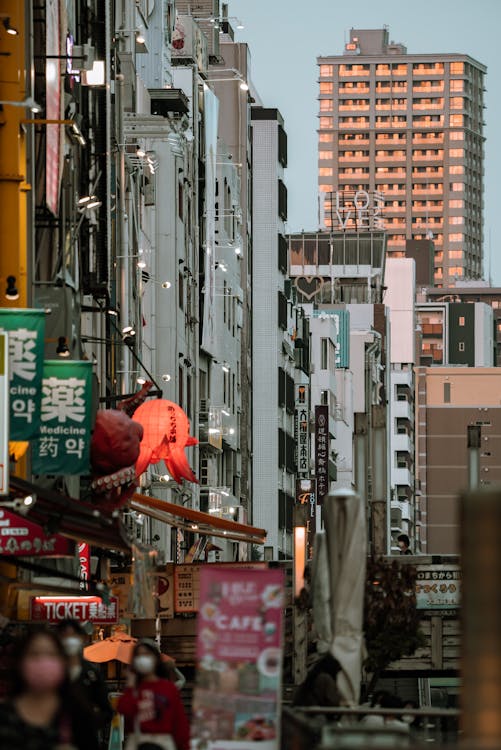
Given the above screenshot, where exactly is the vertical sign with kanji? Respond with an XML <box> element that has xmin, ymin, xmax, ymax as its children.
<box><xmin>0</xmin><ymin>309</ymin><xmax>45</xmax><ymax>440</ymax></box>
<box><xmin>32</xmin><ymin>360</ymin><xmax>92</xmax><ymax>475</ymax></box>
<box><xmin>315</xmin><ymin>405</ymin><xmax>329</xmax><ymax>505</ymax></box>
<box><xmin>295</xmin><ymin>384</ymin><xmax>309</xmax><ymax>478</ymax></box>
<box><xmin>0</xmin><ymin>333</ymin><xmax>9</xmax><ymax>495</ymax></box>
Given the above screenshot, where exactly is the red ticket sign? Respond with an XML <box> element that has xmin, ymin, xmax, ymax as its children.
<box><xmin>30</xmin><ymin>596</ymin><xmax>119</xmax><ymax>624</ymax></box>
<box><xmin>0</xmin><ymin>508</ymin><xmax>73</xmax><ymax>557</ymax></box>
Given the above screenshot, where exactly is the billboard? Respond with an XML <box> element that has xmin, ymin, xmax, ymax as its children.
<box><xmin>314</xmin><ymin>405</ymin><xmax>329</xmax><ymax>504</ymax></box>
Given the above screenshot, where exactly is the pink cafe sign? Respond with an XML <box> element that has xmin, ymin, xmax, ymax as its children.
<box><xmin>192</xmin><ymin>567</ymin><xmax>284</xmax><ymax>749</ymax></box>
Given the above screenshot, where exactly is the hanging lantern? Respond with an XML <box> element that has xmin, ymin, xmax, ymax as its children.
<box><xmin>133</xmin><ymin>399</ymin><xmax>198</xmax><ymax>484</ymax></box>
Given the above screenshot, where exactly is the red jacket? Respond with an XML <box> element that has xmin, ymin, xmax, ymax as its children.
<box><xmin>118</xmin><ymin>678</ymin><xmax>190</xmax><ymax>750</ymax></box>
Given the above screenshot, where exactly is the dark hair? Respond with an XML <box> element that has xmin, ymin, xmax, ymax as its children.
<box><xmin>9</xmin><ymin>626</ymin><xmax>69</xmax><ymax>697</ymax></box>
<box><xmin>55</xmin><ymin>618</ymin><xmax>86</xmax><ymax>637</ymax></box>
<box><xmin>397</xmin><ymin>534</ymin><xmax>410</xmax><ymax>548</ymax></box>
<box><xmin>380</xmin><ymin>692</ymin><xmax>403</xmax><ymax>710</ymax></box>
<box><xmin>305</xmin><ymin>653</ymin><xmax>341</xmax><ymax>685</ymax></box>
<box><xmin>132</xmin><ymin>639</ymin><xmax>167</xmax><ymax>680</ymax></box>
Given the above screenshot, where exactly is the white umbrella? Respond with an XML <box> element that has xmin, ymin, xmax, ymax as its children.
<box><xmin>310</xmin><ymin>530</ymin><xmax>332</xmax><ymax>654</ymax></box>
<box><xmin>320</xmin><ymin>488</ymin><xmax>367</xmax><ymax>706</ymax></box>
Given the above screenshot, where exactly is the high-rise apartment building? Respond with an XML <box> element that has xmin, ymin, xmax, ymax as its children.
<box><xmin>317</xmin><ymin>27</ymin><xmax>486</xmax><ymax>287</ymax></box>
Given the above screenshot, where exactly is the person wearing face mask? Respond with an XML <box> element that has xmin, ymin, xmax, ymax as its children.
<box><xmin>56</xmin><ymin>618</ymin><xmax>112</xmax><ymax>745</ymax></box>
<box><xmin>0</xmin><ymin>626</ymin><xmax>99</xmax><ymax>750</ymax></box>
<box><xmin>118</xmin><ymin>639</ymin><xmax>190</xmax><ymax>750</ymax></box>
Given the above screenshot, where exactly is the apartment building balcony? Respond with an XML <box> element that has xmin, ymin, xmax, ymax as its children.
<box><xmin>412</xmin><ymin>84</ymin><xmax>445</xmax><ymax>93</ymax></box>
<box><xmin>412</xmin><ymin>136</ymin><xmax>444</xmax><ymax>144</ymax></box>
<box><xmin>393</xmin><ymin>432</ymin><xmax>412</xmax><ymax>453</ymax></box>
<box><xmin>338</xmin><ymin>155</ymin><xmax>370</xmax><ymax>162</ymax></box>
<box><xmin>413</xmin><ymin>153</ymin><xmax>443</xmax><ymax>161</ymax></box>
<box><xmin>339</xmin><ymin>86</ymin><xmax>370</xmax><ymax>95</ymax></box>
<box><xmin>392</xmin><ymin>497</ymin><xmax>412</xmax><ymax>523</ymax></box>
<box><xmin>393</xmin><ymin>466</ymin><xmax>412</xmax><ymax>488</ymax></box>
<box><xmin>339</xmin><ymin>104</ymin><xmax>370</xmax><ymax>111</ymax></box>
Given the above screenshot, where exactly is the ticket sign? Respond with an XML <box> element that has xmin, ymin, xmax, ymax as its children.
<box><xmin>0</xmin><ymin>507</ymin><xmax>73</xmax><ymax>557</ymax></box>
<box><xmin>30</xmin><ymin>595</ymin><xmax>119</xmax><ymax>624</ymax></box>
<box><xmin>192</xmin><ymin>567</ymin><xmax>284</xmax><ymax>750</ymax></box>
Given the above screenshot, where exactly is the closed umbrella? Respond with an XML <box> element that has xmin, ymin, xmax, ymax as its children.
<box><xmin>84</xmin><ymin>632</ymin><xmax>174</xmax><ymax>665</ymax></box>
<box><xmin>319</xmin><ymin>488</ymin><xmax>366</xmax><ymax>706</ymax></box>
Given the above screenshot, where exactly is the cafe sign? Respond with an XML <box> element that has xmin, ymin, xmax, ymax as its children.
<box><xmin>30</xmin><ymin>595</ymin><xmax>119</xmax><ymax>624</ymax></box>
<box><xmin>0</xmin><ymin>309</ymin><xmax>45</xmax><ymax>440</ymax></box>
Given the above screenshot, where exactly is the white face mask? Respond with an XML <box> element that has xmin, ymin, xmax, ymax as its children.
<box><xmin>133</xmin><ymin>654</ymin><xmax>156</xmax><ymax>675</ymax></box>
<box><xmin>62</xmin><ymin>636</ymin><xmax>83</xmax><ymax>657</ymax></box>
<box><xmin>402</xmin><ymin>714</ymin><xmax>414</xmax><ymax>725</ymax></box>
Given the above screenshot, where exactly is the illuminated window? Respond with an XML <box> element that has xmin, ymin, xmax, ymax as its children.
<box><xmin>450</xmin><ymin>97</ymin><xmax>464</xmax><ymax>109</ymax></box>
<box><xmin>435</xmin><ymin>267</ymin><xmax>443</xmax><ymax>279</ymax></box>
<box><xmin>320</xmin><ymin>64</ymin><xmax>334</xmax><ymax>77</ymax></box>
<box><xmin>449</xmin><ymin>199</ymin><xmax>464</xmax><ymax>208</ymax></box>
<box><xmin>449</xmin><ymin>266</ymin><xmax>464</xmax><ymax>277</ymax></box>
<box><xmin>450</xmin><ymin>80</ymin><xmax>464</xmax><ymax>92</ymax></box>
<box><xmin>450</xmin><ymin>250</ymin><xmax>463</xmax><ymax>259</ymax></box>
<box><xmin>319</xmin><ymin>185</ymin><xmax>331</xmax><ymax>192</ymax></box>
<box><xmin>320</xmin><ymin>99</ymin><xmax>333</xmax><ymax>111</ymax></box>
<box><xmin>319</xmin><ymin>133</ymin><xmax>333</xmax><ymax>143</ymax></box>
<box><xmin>450</xmin><ymin>114</ymin><xmax>464</xmax><ymax>126</ymax></box>
<box><xmin>319</xmin><ymin>150</ymin><xmax>333</xmax><ymax>159</ymax></box>
<box><xmin>320</xmin><ymin>81</ymin><xmax>333</xmax><ymax>94</ymax></box>
<box><xmin>450</xmin><ymin>62</ymin><xmax>464</xmax><ymax>74</ymax></box>
<box><xmin>319</xmin><ymin>167</ymin><xmax>333</xmax><ymax>176</ymax></box>
<box><xmin>450</xmin><ymin>165</ymin><xmax>464</xmax><ymax>175</ymax></box>
<box><xmin>450</xmin><ymin>131</ymin><xmax>464</xmax><ymax>140</ymax></box>
<box><xmin>449</xmin><ymin>216</ymin><xmax>464</xmax><ymax>224</ymax></box>
<box><xmin>319</xmin><ymin>117</ymin><xmax>333</xmax><ymax>129</ymax></box>
<box><xmin>449</xmin><ymin>233</ymin><xmax>463</xmax><ymax>242</ymax></box>
<box><xmin>450</xmin><ymin>182</ymin><xmax>464</xmax><ymax>191</ymax></box>
<box><xmin>449</xmin><ymin>148</ymin><xmax>464</xmax><ymax>158</ymax></box>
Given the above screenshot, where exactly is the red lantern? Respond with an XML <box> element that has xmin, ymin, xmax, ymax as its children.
<box><xmin>133</xmin><ymin>399</ymin><xmax>198</xmax><ymax>484</ymax></box>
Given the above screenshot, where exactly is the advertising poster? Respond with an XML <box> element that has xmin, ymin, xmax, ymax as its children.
<box><xmin>192</xmin><ymin>567</ymin><xmax>284</xmax><ymax>750</ymax></box>
<box><xmin>0</xmin><ymin>309</ymin><xmax>46</xmax><ymax>440</ymax></box>
<box><xmin>416</xmin><ymin>564</ymin><xmax>461</xmax><ymax>611</ymax></box>
<box><xmin>294</xmin><ymin>384</ymin><xmax>309</xmax><ymax>478</ymax></box>
<box><xmin>32</xmin><ymin>360</ymin><xmax>93</xmax><ymax>475</ymax></box>
<box><xmin>315</xmin><ymin>405</ymin><xmax>329</xmax><ymax>504</ymax></box>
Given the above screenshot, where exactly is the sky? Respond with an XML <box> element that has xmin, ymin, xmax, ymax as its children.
<box><xmin>232</xmin><ymin>0</ymin><xmax>501</xmax><ymax>283</ymax></box>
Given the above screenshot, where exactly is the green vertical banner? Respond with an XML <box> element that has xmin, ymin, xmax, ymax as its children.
<box><xmin>32</xmin><ymin>360</ymin><xmax>92</xmax><ymax>475</ymax></box>
<box><xmin>0</xmin><ymin>309</ymin><xmax>46</xmax><ymax>440</ymax></box>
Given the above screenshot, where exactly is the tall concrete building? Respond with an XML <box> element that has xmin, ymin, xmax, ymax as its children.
<box><xmin>317</xmin><ymin>27</ymin><xmax>486</xmax><ymax>287</ymax></box>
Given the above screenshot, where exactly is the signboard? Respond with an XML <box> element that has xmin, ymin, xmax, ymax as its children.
<box><xmin>0</xmin><ymin>507</ymin><xmax>73</xmax><ymax>557</ymax></box>
<box><xmin>174</xmin><ymin>563</ymin><xmax>266</xmax><ymax>615</ymax></box>
<box><xmin>0</xmin><ymin>333</ymin><xmax>8</xmax><ymax>495</ymax></box>
<box><xmin>322</xmin><ymin>190</ymin><xmax>385</xmax><ymax>232</ymax></box>
<box><xmin>30</xmin><ymin>595</ymin><xmax>119</xmax><ymax>624</ymax></box>
<box><xmin>294</xmin><ymin>384</ymin><xmax>309</xmax><ymax>478</ymax></box>
<box><xmin>32</xmin><ymin>360</ymin><xmax>93</xmax><ymax>475</ymax></box>
<box><xmin>416</xmin><ymin>565</ymin><xmax>461</xmax><ymax>610</ymax></box>
<box><xmin>78</xmin><ymin>542</ymin><xmax>90</xmax><ymax>590</ymax></box>
<box><xmin>192</xmin><ymin>567</ymin><xmax>284</xmax><ymax>750</ymax></box>
<box><xmin>172</xmin><ymin>15</ymin><xmax>208</xmax><ymax>71</ymax></box>
<box><xmin>0</xmin><ymin>309</ymin><xmax>46</xmax><ymax>440</ymax></box>
<box><xmin>314</xmin><ymin>405</ymin><xmax>329</xmax><ymax>504</ymax></box>
<box><xmin>332</xmin><ymin>310</ymin><xmax>350</xmax><ymax>368</ymax></box>
<box><xmin>296</xmin><ymin>479</ymin><xmax>316</xmax><ymax>561</ymax></box>
<box><xmin>46</xmin><ymin>0</ymin><xmax>62</xmax><ymax>215</ymax></box>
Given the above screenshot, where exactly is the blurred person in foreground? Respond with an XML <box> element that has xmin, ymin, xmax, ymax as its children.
<box><xmin>397</xmin><ymin>534</ymin><xmax>413</xmax><ymax>555</ymax></box>
<box><xmin>0</xmin><ymin>626</ymin><xmax>99</xmax><ymax>750</ymax></box>
<box><xmin>56</xmin><ymin>618</ymin><xmax>112</xmax><ymax>746</ymax></box>
<box><xmin>118</xmin><ymin>638</ymin><xmax>190</xmax><ymax>750</ymax></box>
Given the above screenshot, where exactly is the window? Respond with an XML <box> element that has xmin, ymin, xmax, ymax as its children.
<box><xmin>449</xmin><ymin>148</ymin><xmax>464</xmax><ymax>158</ymax></box>
<box><xmin>444</xmin><ymin>382</ymin><xmax>451</xmax><ymax>403</ymax></box>
<box><xmin>320</xmin><ymin>390</ymin><xmax>328</xmax><ymax>405</ymax></box>
<box><xmin>319</xmin><ymin>64</ymin><xmax>333</xmax><ymax>77</ymax></box>
<box><xmin>450</xmin><ymin>182</ymin><xmax>464</xmax><ymax>192</ymax></box>
<box><xmin>450</xmin><ymin>131</ymin><xmax>464</xmax><ymax>140</ymax></box>
<box><xmin>278</xmin><ymin>291</ymin><xmax>288</xmax><ymax>329</ymax></box>
<box><xmin>178</xmin><ymin>271</ymin><xmax>184</xmax><ymax>309</ymax></box>
<box><xmin>458</xmin><ymin>342</ymin><xmax>465</xmax><ymax>352</ymax></box>
<box><xmin>450</xmin><ymin>97</ymin><xmax>464</xmax><ymax>110</ymax></box>
<box><xmin>459</xmin><ymin>316</ymin><xmax>465</xmax><ymax>326</ymax></box>
<box><xmin>449</xmin><ymin>266</ymin><xmax>464</xmax><ymax>276</ymax></box>
<box><xmin>450</xmin><ymin>165</ymin><xmax>464</xmax><ymax>175</ymax></box>
<box><xmin>321</xmin><ymin>338</ymin><xmax>328</xmax><ymax>370</ymax></box>
<box><xmin>178</xmin><ymin>366</ymin><xmax>184</xmax><ymax>410</ymax></box>
<box><xmin>449</xmin><ymin>216</ymin><xmax>464</xmax><ymax>225</ymax></box>
<box><xmin>449</xmin><ymin>233</ymin><xmax>463</xmax><ymax>242</ymax></box>
<box><xmin>449</xmin><ymin>249</ymin><xmax>463</xmax><ymax>259</ymax></box>
<box><xmin>450</xmin><ymin>114</ymin><xmax>464</xmax><ymax>126</ymax></box>
<box><xmin>319</xmin><ymin>133</ymin><xmax>333</xmax><ymax>143</ymax></box>
<box><xmin>319</xmin><ymin>167</ymin><xmax>333</xmax><ymax>176</ymax></box>
<box><xmin>450</xmin><ymin>80</ymin><xmax>464</xmax><ymax>92</ymax></box>
<box><xmin>320</xmin><ymin>99</ymin><xmax>332</xmax><ymax>112</ymax></box>
<box><xmin>320</xmin><ymin>117</ymin><xmax>333</xmax><ymax>129</ymax></box>
<box><xmin>450</xmin><ymin>62</ymin><xmax>464</xmax><ymax>74</ymax></box>
<box><xmin>449</xmin><ymin>199</ymin><xmax>464</xmax><ymax>208</ymax></box>
<box><xmin>320</xmin><ymin>81</ymin><xmax>333</xmax><ymax>93</ymax></box>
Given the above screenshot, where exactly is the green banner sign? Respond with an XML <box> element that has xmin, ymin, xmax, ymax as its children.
<box><xmin>32</xmin><ymin>360</ymin><xmax>93</xmax><ymax>476</ymax></box>
<box><xmin>0</xmin><ymin>309</ymin><xmax>46</xmax><ymax>440</ymax></box>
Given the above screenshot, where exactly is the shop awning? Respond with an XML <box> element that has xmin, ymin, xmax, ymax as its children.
<box><xmin>131</xmin><ymin>492</ymin><xmax>267</xmax><ymax>546</ymax></box>
<box><xmin>8</xmin><ymin>476</ymin><xmax>131</xmax><ymax>551</ymax></box>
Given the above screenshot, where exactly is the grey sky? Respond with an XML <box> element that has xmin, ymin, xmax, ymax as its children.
<box><xmin>233</xmin><ymin>0</ymin><xmax>501</xmax><ymax>282</ymax></box>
